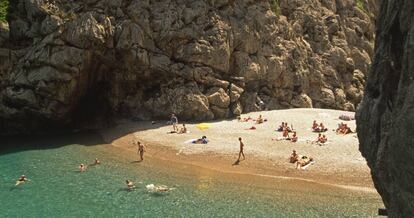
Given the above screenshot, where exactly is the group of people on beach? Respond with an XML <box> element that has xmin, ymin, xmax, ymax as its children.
<box><xmin>312</xmin><ymin>120</ymin><xmax>328</xmax><ymax>132</ymax></box>
<box><xmin>336</xmin><ymin>123</ymin><xmax>352</xmax><ymax>134</ymax></box>
<box><xmin>169</xmin><ymin>114</ymin><xmax>188</xmax><ymax>134</ymax></box>
<box><xmin>237</xmin><ymin>114</ymin><xmax>267</xmax><ymax>124</ymax></box>
<box><xmin>164</xmin><ymin>112</ymin><xmax>356</xmax><ymax>170</ymax></box>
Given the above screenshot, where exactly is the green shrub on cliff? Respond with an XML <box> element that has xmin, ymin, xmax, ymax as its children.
<box><xmin>356</xmin><ymin>0</ymin><xmax>367</xmax><ymax>12</ymax></box>
<box><xmin>0</xmin><ymin>0</ymin><xmax>8</xmax><ymax>22</ymax></box>
<box><xmin>270</xmin><ymin>0</ymin><xmax>280</xmax><ymax>16</ymax></box>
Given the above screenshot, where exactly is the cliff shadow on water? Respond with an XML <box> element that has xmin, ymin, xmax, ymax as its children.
<box><xmin>0</xmin><ymin>131</ymin><xmax>105</xmax><ymax>155</ymax></box>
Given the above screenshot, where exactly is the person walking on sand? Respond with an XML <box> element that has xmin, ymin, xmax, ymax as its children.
<box><xmin>171</xmin><ymin>114</ymin><xmax>178</xmax><ymax>132</ymax></box>
<box><xmin>137</xmin><ymin>141</ymin><xmax>146</xmax><ymax>161</ymax></box>
<box><xmin>237</xmin><ymin>137</ymin><xmax>245</xmax><ymax>161</ymax></box>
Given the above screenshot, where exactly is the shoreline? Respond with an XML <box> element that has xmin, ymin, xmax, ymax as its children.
<box><xmin>100</xmin><ymin>108</ymin><xmax>377</xmax><ymax>193</ymax></box>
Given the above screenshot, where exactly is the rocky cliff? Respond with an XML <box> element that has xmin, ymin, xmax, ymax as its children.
<box><xmin>0</xmin><ymin>0</ymin><xmax>377</xmax><ymax>133</ymax></box>
<box><xmin>357</xmin><ymin>0</ymin><xmax>414</xmax><ymax>217</ymax></box>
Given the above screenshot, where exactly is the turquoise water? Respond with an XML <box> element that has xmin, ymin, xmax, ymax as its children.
<box><xmin>0</xmin><ymin>133</ymin><xmax>383</xmax><ymax>217</ymax></box>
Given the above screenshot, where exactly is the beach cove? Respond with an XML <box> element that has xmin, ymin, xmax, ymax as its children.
<box><xmin>0</xmin><ymin>109</ymin><xmax>384</xmax><ymax>217</ymax></box>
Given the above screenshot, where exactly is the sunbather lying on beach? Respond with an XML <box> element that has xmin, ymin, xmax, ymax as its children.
<box><xmin>246</xmin><ymin>126</ymin><xmax>256</xmax><ymax>130</ymax></box>
<box><xmin>15</xmin><ymin>175</ymin><xmax>29</xmax><ymax>186</ymax></box>
<box><xmin>193</xmin><ymin>136</ymin><xmax>209</xmax><ymax>144</ymax></box>
<box><xmin>238</xmin><ymin>116</ymin><xmax>252</xmax><ymax>122</ymax></box>
<box><xmin>296</xmin><ymin>156</ymin><xmax>314</xmax><ymax>169</ymax></box>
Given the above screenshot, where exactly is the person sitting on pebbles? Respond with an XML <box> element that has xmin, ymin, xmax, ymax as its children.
<box><xmin>256</xmin><ymin>115</ymin><xmax>264</xmax><ymax>124</ymax></box>
<box><xmin>178</xmin><ymin>124</ymin><xmax>187</xmax><ymax>134</ymax></box>
<box><xmin>290</xmin><ymin>131</ymin><xmax>298</xmax><ymax>142</ymax></box>
<box><xmin>289</xmin><ymin>150</ymin><xmax>299</xmax><ymax>163</ymax></box>
<box><xmin>319</xmin><ymin>134</ymin><xmax>328</xmax><ymax>144</ymax></box>
<box><xmin>311</xmin><ymin>120</ymin><xmax>318</xmax><ymax>130</ymax></box>
<box><xmin>282</xmin><ymin>127</ymin><xmax>290</xmax><ymax>139</ymax></box>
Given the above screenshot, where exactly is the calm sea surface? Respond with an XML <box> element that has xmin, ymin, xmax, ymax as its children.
<box><xmin>0</xmin><ymin>133</ymin><xmax>383</xmax><ymax>217</ymax></box>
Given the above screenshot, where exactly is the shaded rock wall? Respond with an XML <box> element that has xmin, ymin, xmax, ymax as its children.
<box><xmin>0</xmin><ymin>0</ymin><xmax>377</xmax><ymax>133</ymax></box>
<box><xmin>357</xmin><ymin>1</ymin><xmax>414</xmax><ymax>217</ymax></box>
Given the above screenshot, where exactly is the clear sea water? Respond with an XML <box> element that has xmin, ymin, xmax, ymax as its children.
<box><xmin>0</xmin><ymin>132</ymin><xmax>383</xmax><ymax>217</ymax></box>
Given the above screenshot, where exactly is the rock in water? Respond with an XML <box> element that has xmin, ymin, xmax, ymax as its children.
<box><xmin>0</xmin><ymin>0</ymin><xmax>378</xmax><ymax>134</ymax></box>
<box><xmin>357</xmin><ymin>1</ymin><xmax>414</xmax><ymax>217</ymax></box>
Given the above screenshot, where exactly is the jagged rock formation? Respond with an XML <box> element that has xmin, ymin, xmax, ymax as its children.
<box><xmin>0</xmin><ymin>0</ymin><xmax>377</xmax><ymax>133</ymax></box>
<box><xmin>357</xmin><ymin>1</ymin><xmax>414</xmax><ymax>217</ymax></box>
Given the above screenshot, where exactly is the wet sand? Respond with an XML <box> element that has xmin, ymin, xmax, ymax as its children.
<box><xmin>100</xmin><ymin>108</ymin><xmax>375</xmax><ymax>192</ymax></box>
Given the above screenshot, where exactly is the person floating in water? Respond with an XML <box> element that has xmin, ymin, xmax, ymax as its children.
<box><xmin>238</xmin><ymin>137</ymin><xmax>245</xmax><ymax>161</ymax></box>
<box><xmin>126</xmin><ymin>179</ymin><xmax>135</xmax><ymax>190</ymax></box>
<box><xmin>79</xmin><ymin>164</ymin><xmax>87</xmax><ymax>172</ymax></box>
<box><xmin>94</xmin><ymin>158</ymin><xmax>100</xmax><ymax>165</ymax></box>
<box><xmin>137</xmin><ymin>141</ymin><xmax>146</xmax><ymax>161</ymax></box>
<box><xmin>15</xmin><ymin>175</ymin><xmax>29</xmax><ymax>186</ymax></box>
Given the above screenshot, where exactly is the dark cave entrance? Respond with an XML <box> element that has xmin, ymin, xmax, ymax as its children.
<box><xmin>71</xmin><ymin>81</ymin><xmax>113</xmax><ymax>128</ymax></box>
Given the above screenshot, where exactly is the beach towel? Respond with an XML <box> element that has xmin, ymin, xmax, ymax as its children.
<box><xmin>317</xmin><ymin>141</ymin><xmax>331</xmax><ymax>146</ymax></box>
<box><xmin>318</xmin><ymin>113</ymin><xmax>330</xmax><ymax>119</ymax></box>
<box><xmin>184</xmin><ymin>139</ymin><xmax>197</xmax><ymax>144</ymax></box>
<box><xmin>301</xmin><ymin>161</ymin><xmax>315</xmax><ymax>170</ymax></box>
<box><xmin>196</xmin><ymin>123</ymin><xmax>211</xmax><ymax>130</ymax></box>
<box><xmin>273</xmin><ymin>137</ymin><xmax>289</xmax><ymax>141</ymax></box>
<box><xmin>339</xmin><ymin>114</ymin><xmax>355</xmax><ymax>121</ymax></box>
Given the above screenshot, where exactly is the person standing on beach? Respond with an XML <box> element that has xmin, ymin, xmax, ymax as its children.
<box><xmin>170</xmin><ymin>113</ymin><xmax>178</xmax><ymax>132</ymax></box>
<box><xmin>137</xmin><ymin>141</ymin><xmax>146</xmax><ymax>161</ymax></box>
<box><xmin>238</xmin><ymin>137</ymin><xmax>245</xmax><ymax>161</ymax></box>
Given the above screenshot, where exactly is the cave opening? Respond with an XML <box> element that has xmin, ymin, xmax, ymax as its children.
<box><xmin>71</xmin><ymin>81</ymin><xmax>113</xmax><ymax>128</ymax></box>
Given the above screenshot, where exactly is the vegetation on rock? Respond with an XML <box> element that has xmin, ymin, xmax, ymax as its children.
<box><xmin>0</xmin><ymin>0</ymin><xmax>8</xmax><ymax>22</ymax></box>
<box><xmin>269</xmin><ymin>0</ymin><xmax>280</xmax><ymax>16</ymax></box>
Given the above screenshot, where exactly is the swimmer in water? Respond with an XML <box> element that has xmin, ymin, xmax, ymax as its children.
<box><xmin>15</xmin><ymin>175</ymin><xmax>29</xmax><ymax>186</ymax></box>
<box><xmin>94</xmin><ymin>158</ymin><xmax>100</xmax><ymax>165</ymax></box>
<box><xmin>126</xmin><ymin>180</ymin><xmax>135</xmax><ymax>190</ymax></box>
<box><xmin>79</xmin><ymin>164</ymin><xmax>86</xmax><ymax>172</ymax></box>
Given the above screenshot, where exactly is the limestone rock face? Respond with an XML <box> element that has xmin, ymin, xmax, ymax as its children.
<box><xmin>0</xmin><ymin>0</ymin><xmax>377</xmax><ymax>133</ymax></box>
<box><xmin>357</xmin><ymin>1</ymin><xmax>414</xmax><ymax>217</ymax></box>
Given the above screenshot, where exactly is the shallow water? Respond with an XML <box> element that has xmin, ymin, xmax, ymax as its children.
<box><xmin>0</xmin><ymin>133</ymin><xmax>383</xmax><ymax>217</ymax></box>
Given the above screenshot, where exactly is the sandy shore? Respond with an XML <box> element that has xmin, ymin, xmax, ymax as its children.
<box><xmin>100</xmin><ymin>108</ymin><xmax>375</xmax><ymax>191</ymax></box>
